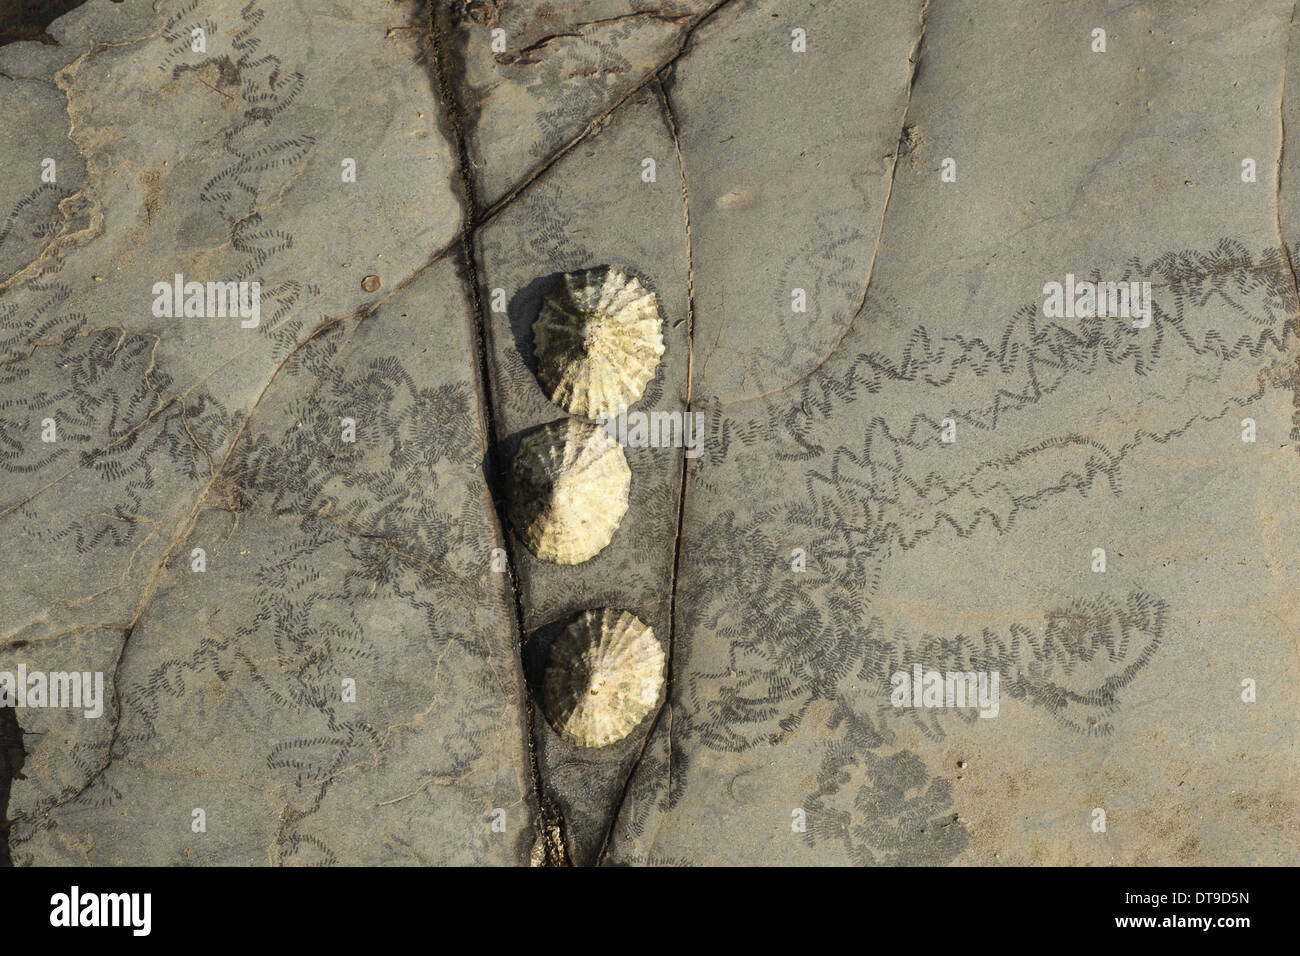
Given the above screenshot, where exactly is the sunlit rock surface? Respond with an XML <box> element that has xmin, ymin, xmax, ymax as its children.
<box><xmin>1</xmin><ymin>0</ymin><xmax>1297</xmax><ymax>866</ymax></box>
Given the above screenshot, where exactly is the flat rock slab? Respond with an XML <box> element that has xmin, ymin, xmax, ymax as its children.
<box><xmin>1</xmin><ymin>0</ymin><xmax>1296</xmax><ymax>866</ymax></box>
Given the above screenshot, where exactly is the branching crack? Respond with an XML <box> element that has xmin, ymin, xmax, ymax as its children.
<box><xmin>428</xmin><ymin>0</ymin><xmax>570</xmax><ymax>867</ymax></box>
<box><xmin>594</xmin><ymin>71</ymin><xmax>695</xmax><ymax>866</ymax></box>
<box><xmin>496</xmin><ymin>11</ymin><xmax>693</xmax><ymax>65</ymax></box>
<box><xmin>479</xmin><ymin>0</ymin><xmax>740</xmax><ymax>220</ymax></box>
<box><xmin>709</xmin><ymin>0</ymin><xmax>931</xmax><ymax>411</ymax></box>
<box><xmin>1276</xmin><ymin>3</ymin><xmax>1300</xmax><ymax>444</ymax></box>
<box><xmin>1277</xmin><ymin>2</ymin><xmax>1299</xmax><ymax>304</ymax></box>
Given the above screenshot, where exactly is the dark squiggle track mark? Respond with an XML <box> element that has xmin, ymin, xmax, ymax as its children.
<box><xmin>611</xmin><ymin>239</ymin><xmax>1293</xmax><ymax>862</ymax></box>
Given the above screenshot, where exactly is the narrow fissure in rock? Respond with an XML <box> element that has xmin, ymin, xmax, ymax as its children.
<box><xmin>426</xmin><ymin>0</ymin><xmax>571</xmax><ymax>866</ymax></box>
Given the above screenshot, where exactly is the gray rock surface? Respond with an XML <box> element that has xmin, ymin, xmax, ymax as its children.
<box><xmin>1</xmin><ymin>0</ymin><xmax>1297</xmax><ymax>865</ymax></box>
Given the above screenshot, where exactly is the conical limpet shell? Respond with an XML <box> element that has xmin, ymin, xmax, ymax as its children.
<box><xmin>509</xmin><ymin>418</ymin><xmax>631</xmax><ymax>564</ymax></box>
<box><xmin>533</xmin><ymin>265</ymin><xmax>666</xmax><ymax>419</ymax></box>
<box><xmin>542</xmin><ymin>609</ymin><xmax>665</xmax><ymax>748</ymax></box>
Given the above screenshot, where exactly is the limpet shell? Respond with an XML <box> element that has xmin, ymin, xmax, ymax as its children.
<box><xmin>542</xmin><ymin>609</ymin><xmax>665</xmax><ymax>748</ymax></box>
<box><xmin>533</xmin><ymin>265</ymin><xmax>666</xmax><ymax>419</ymax></box>
<box><xmin>509</xmin><ymin>418</ymin><xmax>630</xmax><ymax>564</ymax></box>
